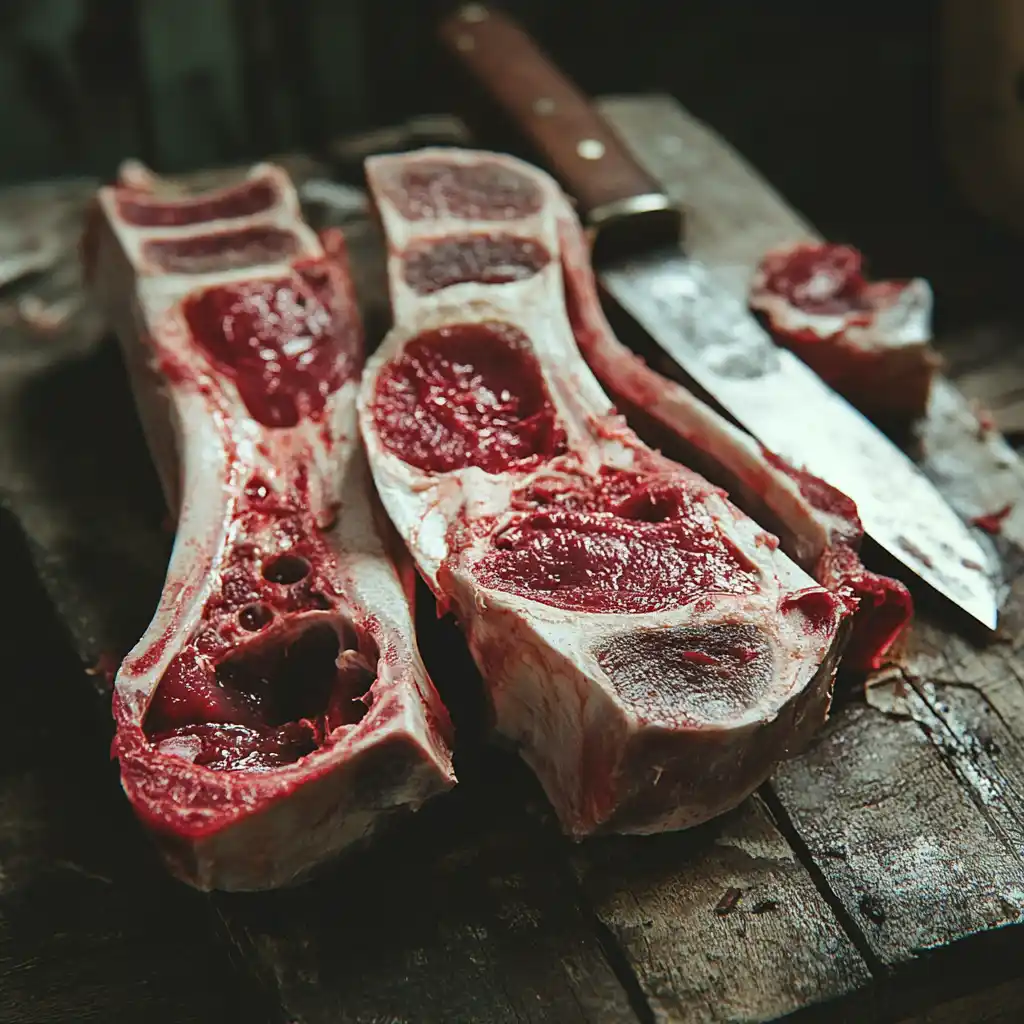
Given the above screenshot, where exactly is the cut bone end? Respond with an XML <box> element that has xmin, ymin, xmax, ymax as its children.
<box><xmin>115</xmin><ymin>617</ymin><xmax>454</xmax><ymax>891</ymax></box>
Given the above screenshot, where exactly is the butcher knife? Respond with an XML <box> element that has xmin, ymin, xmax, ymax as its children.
<box><xmin>439</xmin><ymin>4</ymin><xmax>1000</xmax><ymax>631</ymax></box>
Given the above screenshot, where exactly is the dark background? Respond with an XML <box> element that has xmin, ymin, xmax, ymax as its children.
<box><xmin>1</xmin><ymin>4</ymin><xmax>1023</xmax><ymax>1021</ymax></box>
<box><xmin>3</xmin><ymin>0</ymin><xmax>1017</xmax><ymax>318</ymax></box>
<box><xmin>0</xmin><ymin>0</ymin><xmax>937</xmax><ymax>185</ymax></box>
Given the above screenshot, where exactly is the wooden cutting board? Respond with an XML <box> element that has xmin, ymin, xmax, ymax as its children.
<box><xmin>0</xmin><ymin>95</ymin><xmax>1023</xmax><ymax>1024</ymax></box>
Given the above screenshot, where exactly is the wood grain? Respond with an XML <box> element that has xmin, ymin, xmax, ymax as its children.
<box><xmin>222</xmin><ymin>756</ymin><xmax>638</xmax><ymax>1024</ymax></box>
<box><xmin>574</xmin><ymin>797</ymin><xmax>870</xmax><ymax>1023</ymax></box>
<box><xmin>439</xmin><ymin>6</ymin><xmax>667</xmax><ymax>221</ymax></box>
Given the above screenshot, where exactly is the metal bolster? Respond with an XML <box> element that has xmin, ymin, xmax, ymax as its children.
<box><xmin>587</xmin><ymin>192</ymin><xmax>678</xmax><ymax>230</ymax></box>
<box><xmin>588</xmin><ymin>193</ymin><xmax>685</xmax><ymax>258</ymax></box>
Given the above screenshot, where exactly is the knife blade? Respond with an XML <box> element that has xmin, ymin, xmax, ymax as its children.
<box><xmin>440</xmin><ymin>4</ymin><xmax>1000</xmax><ymax>630</ymax></box>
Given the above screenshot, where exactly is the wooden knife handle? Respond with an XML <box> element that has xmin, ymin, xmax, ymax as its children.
<box><xmin>439</xmin><ymin>4</ymin><xmax>680</xmax><ymax>245</ymax></box>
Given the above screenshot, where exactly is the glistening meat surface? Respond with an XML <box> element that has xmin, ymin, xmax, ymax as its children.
<box><xmin>556</xmin><ymin>220</ymin><xmax>913</xmax><ymax>673</ymax></box>
<box><xmin>358</xmin><ymin>148</ymin><xmax>854</xmax><ymax>838</ymax></box>
<box><xmin>749</xmin><ymin>242</ymin><xmax>941</xmax><ymax>423</ymax></box>
<box><xmin>84</xmin><ymin>163</ymin><xmax>454</xmax><ymax>891</ymax></box>
<box><xmin>472</xmin><ymin>466</ymin><xmax>763</xmax><ymax>615</ymax></box>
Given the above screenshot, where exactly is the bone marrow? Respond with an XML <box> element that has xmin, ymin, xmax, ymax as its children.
<box><xmin>369</xmin><ymin>321</ymin><xmax>567</xmax><ymax>474</ymax></box>
<box><xmin>401</xmin><ymin>233</ymin><xmax>551</xmax><ymax>295</ymax></box>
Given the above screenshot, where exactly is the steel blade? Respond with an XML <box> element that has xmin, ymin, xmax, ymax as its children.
<box><xmin>602</xmin><ymin>247</ymin><xmax>999</xmax><ymax>629</ymax></box>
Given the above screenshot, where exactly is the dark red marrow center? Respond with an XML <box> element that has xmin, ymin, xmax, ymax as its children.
<box><xmin>182</xmin><ymin>260</ymin><xmax>356</xmax><ymax>428</ymax></box>
<box><xmin>473</xmin><ymin>467</ymin><xmax>762</xmax><ymax>615</ymax></box>
<box><xmin>370</xmin><ymin>322</ymin><xmax>566</xmax><ymax>474</ymax></box>
<box><xmin>116</xmin><ymin>178</ymin><xmax>277</xmax><ymax>227</ymax></box>
<box><xmin>146</xmin><ymin>624</ymin><xmax>376</xmax><ymax>772</ymax></box>
<box><xmin>756</xmin><ymin>244</ymin><xmax>874</xmax><ymax>317</ymax></box>
<box><xmin>755</xmin><ymin>242</ymin><xmax>918</xmax><ymax>324</ymax></box>
<box><xmin>144</xmin><ymin>227</ymin><xmax>300</xmax><ymax>274</ymax></box>
<box><xmin>142</xmin><ymin>472</ymin><xmax>376</xmax><ymax>771</ymax></box>
<box><xmin>402</xmin><ymin>233</ymin><xmax>550</xmax><ymax>295</ymax></box>
<box><xmin>594</xmin><ymin>623</ymin><xmax>773</xmax><ymax>725</ymax></box>
<box><xmin>388</xmin><ymin>161</ymin><xmax>543</xmax><ymax>221</ymax></box>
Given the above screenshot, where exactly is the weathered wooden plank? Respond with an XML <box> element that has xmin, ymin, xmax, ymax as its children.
<box><xmin>574</xmin><ymin>797</ymin><xmax>870</xmax><ymax>1023</ymax></box>
<box><xmin>221</xmin><ymin>746</ymin><xmax>638</xmax><ymax>1024</ymax></box>
<box><xmin>771</xmin><ymin>698</ymin><xmax>1024</xmax><ymax>962</ymax></box>
<box><xmin>598</xmin><ymin>94</ymin><xmax>1024</xmax><ymax>977</ymax></box>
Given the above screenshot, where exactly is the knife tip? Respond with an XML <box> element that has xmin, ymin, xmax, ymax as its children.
<box><xmin>969</xmin><ymin>600</ymin><xmax>1000</xmax><ymax>633</ymax></box>
<box><xmin>949</xmin><ymin>581</ymin><xmax>1000</xmax><ymax>634</ymax></box>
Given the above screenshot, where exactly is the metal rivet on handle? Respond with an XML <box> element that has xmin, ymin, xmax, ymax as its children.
<box><xmin>455</xmin><ymin>34</ymin><xmax>475</xmax><ymax>52</ymax></box>
<box><xmin>577</xmin><ymin>139</ymin><xmax>605</xmax><ymax>160</ymax></box>
<box><xmin>533</xmin><ymin>97</ymin><xmax>556</xmax><ymax>116</ymax></box>
<box><xmin>460</xmin><ymin>4</ymin><xmax>489</xmax><ymax>22</ymax></box>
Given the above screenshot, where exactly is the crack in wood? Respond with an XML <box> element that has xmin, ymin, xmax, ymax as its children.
<box><xmin>882</xmin><ymin>668</ymin><xmax>1024</xmax><ymax>870</ymax></box>
<box><xmin>759</xmin><ymin>785</ymin><xmax>886</xmax><ymax>980</ymax></box>
<box><xmin>571</xmin><ymin>887</ymin><xmax>655</xmax><ymax>1024</ymax></box>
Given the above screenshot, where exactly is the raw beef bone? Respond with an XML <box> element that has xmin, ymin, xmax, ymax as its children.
<box><xmin>84</xmin><ymin>163</ymin><xmax>454</xmax><ymax>891</ymax></box>
<box><xmin>358</xmin><ymin>148</ymin><xmax>853</xmax><ymax>838</ymax></box>
<box><xmin>749</xmin><ymin>242</ymin><xmax>942</xmax><ymax>423</ymax></box>
<box><xmin>558</xmin><ymin>225</ymin><xmax>914</xmax><ymax>674</ymax></box>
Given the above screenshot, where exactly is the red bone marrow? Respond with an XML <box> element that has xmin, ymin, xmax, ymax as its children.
<box><xmin>359</xmin><ymin>149</ymin><xmax>854</xmax><ymax>838</ymax></box>
<box><xmin>84</xmin><ymin>163</ymin><xmax>454</xmax><ymax>890</ymax></box>
<box><xmin>749</xmin><ymin>242</ymin><xmax>941</xmax><ymax>423</ymax></box>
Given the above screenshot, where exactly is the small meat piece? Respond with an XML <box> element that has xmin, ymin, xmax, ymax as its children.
<box><xmin>84</xmin><ymin>162</ymin><xmax>454</xmax><ymax>891</ymax></box>
<box><xmin>749</xmin><ymin>242</ymin><xmax>941</xmax><ymax>423</ymax></box>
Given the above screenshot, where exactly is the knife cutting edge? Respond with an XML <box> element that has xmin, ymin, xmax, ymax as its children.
<box><xmin>439</xmin><ymin>3</ymin><xmax>1000</xmax><ymax>631</ymax></box>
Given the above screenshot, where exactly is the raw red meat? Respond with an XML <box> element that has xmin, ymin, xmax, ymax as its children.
<box><xmin>557</xmin><ymin>219</ymin><xmax>913</xmax><ymax>672</ymax></box>
<box><xmin>84</xmin><ymin>163</ymin><xmax>454</xmax><ymax>890</ymax></box>
<box><xmin>359</xmin><ymin>149</ymin><xmax>854</xmax><ymax>838</ymax></box>
<box><xmin>749</xmin><ymin>242</ymin><xmax>941</xmax><ymax>422</ymax></box>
